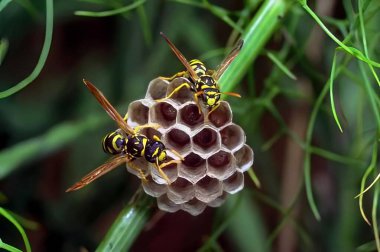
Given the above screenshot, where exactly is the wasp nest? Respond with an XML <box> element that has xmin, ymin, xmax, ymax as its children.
<box><xmin>125</xmin><ymin>77</ymin><xmax>254</xmax><ymax>216</ymax></box>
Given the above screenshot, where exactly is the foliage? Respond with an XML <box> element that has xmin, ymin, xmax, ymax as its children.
<box><xmin>0</xmin><ymin>0</ymin><xmax>379</xmax><ymax>251</ymax></box>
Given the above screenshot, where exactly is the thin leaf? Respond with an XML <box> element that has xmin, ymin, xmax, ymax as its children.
<box><xmin>329</xmin><ymin>51</ymin><xmax>344</xmax><ymax>132</ymax></box>
<box><xmin>0</xmin><ymin>38</ymin><xmax>9</xmax><ymax>65</ymax></box>
<box><xmin>266</xmin><ymin>51</ymin><xmax>297</xmax><ymax>80</ymax></box>
<box><xmin>0</xmin><ymin>207</ymin><xmax>31</xmax><ymax>252</ymax></box>
<box><xmin>75</xmin><ymin>0</ymin><xmax>145</xmax><ymax>17</ymax></box>
<box><xmin>0</xmin><ymin>0</ymin><xmax>53</xmax><ymax>98</ymax></box>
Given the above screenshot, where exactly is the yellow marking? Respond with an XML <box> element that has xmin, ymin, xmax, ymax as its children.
<box><xmin>152</xmin><ymin>147</ymin><xmax>159</xmax><ymax>158</ymax></box>
<box><xmin>207</xmin><ymin>98</ymin><xmax>216</xmax><ymax>106</ymax></box>
<box><xmin>141</xmin><ymin>138</ymin><xmax>148</xmax><ymax>156</ymax></box>
<box><xmin>112</xmin><ymin>135</ymin><xmax>122</xmax><ymax>151</ymax></box>
<box><xmin>158</xmin><ymin>151</ymin><xmax>166</xmax><ymax>162</ymax></box>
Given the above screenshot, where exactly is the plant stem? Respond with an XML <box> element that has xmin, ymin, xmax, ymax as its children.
<box><xmin>96</xmin><ymin>188</ymin><xmax>155</xmax><ymax>251</ymax></box>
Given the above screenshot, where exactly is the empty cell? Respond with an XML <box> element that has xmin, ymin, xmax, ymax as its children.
<box><xmin>195</xmin><ymin>176</ymin><xmax>223</xmax><ymax>203</ymax></box>
<box><xmin>223</xmin><ymin>172</ymin><xmax>244</xmax><ymax>194</ymax></box>
<box><xmin>167</xmin><ymin>177</ymin><xmax>194</xmax><ymax>204</ymax></box>
<box><xmin>208</xmin><ymin>192</ymin><xmax>227</xmax><ymax>208</ymax></box>
<box><xmin>164</xmin><ymin>128</ymin><xmax>191</xmax><ymax>152</ymax></box>
<box><xmin>142</xmin><ymin>175</ymin><xmax>167</xmax><ymax>197</ymax></box>
<box><xmin>208</xmin><ymin>101</ymin><xmax>232</xmax><ymax>128</ymax></box>
<box><xmin>140</xmin><ymin>127</ymin><xmax>162</xmax><ymax>140</ymax></box>
<box><xmin>207</xmin><ymin>151</ymin><xmax>236</xmax><ymax>180</ymax></box>
<box><xmin>127</xmin><ymin>100</ymin><xmax>150</xmax><ymax>126</ymax></box>
<box><xmin>208</xmin><ymin>150</ymin><xmax>232</xmax><ymax>167</ymax></box>
<box><xmin>234</xmin><ymin>144</ymin><xmax>254</xmax><ymax>172</ymax></box>
<box><xmin>179</xmin><ymin>104</ymin><xmax>204</xmax><ymax>128</ymax></box>
<box><xmin>166</xmin><ymin>77</ymin><xmax>194</xmax><ymax>104</ymax></box>
<box><xmin>220</xmin><ymin>124</ymin><xmax>245</xmax><ymax>151</ymax></box>
<box><xmin>193</xmin><ymin>127</ymin><xmax>220</xmax><ymax>152</ymax></box>
<box><xmin>150</xmin><ymin>102</ymin><xmax>177</xmax><ymax>129</ymax></box>
<box><xmin>146</xmin><ymin>78</ymin><xmax>169</xmax><ymax>100</ymax></box>
<box><xmin>181</xmin><ymin>198</ymin><xmax>207</xmax><ymax>216</ymax></box>
<box><xmin>178</xmin><ymin>152</ymin><xmax>207</xmax><ymax>184</ymax></box>
<box><xmin>157</xmin><ymin>194</ymin><xmax>180</xmax><ymax>213</ymax></box>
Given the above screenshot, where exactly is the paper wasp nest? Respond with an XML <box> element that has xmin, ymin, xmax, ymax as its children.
<box><xmin>126</xmin><ymin>77</ymin><xmax>254</xmax><ymax>216</ymax></box>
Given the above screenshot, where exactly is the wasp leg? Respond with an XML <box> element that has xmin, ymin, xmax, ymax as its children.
<box><xmin>169</xmin><ymin>149</ymin><xmax>184</xmax><ymax>161</ymax></box>
<box><xmin>206</xmin><ymin>102</ymin><xmax>221</xmax><ymax>119</ymax></box>
<box><xmin>159</xmin><ymin>71</ymin><xmax>187</xmax><ymax>81</ymax></box>
<box><xmin>134</xmin><ymin>123</ymin><xmax>161</xmax><ymax>134</ymax></box>
<box><xmin>155</xmin><ymin>159</ymin><xmax>172</xmax><ymax>184</ymax></box>
<box><xmin>127</xmin><ymin>161</ymin><xmax>148</xmax><ymax>183</ymax></box>
<box><xmin>194</xmin><ymin>91</ymin><xmax>204</xmax><ymax>114</ymax></box>
<box><xmin>155</xmin><ymin>83</ymin><xmax>191</xmax><ymax>103</ymax></box>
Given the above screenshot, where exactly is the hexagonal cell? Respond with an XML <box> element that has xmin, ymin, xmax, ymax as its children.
<box><xmin>139</xmin><ymin>127</ymin><xmax>163</xmax><ymax>141</ymax></box>
<box><xmin>146</xmin><ymin>78</ymin><xmax>169</xmax><ymax>100</ymax></box>
<box><xmin>166</xmin><ymin>77</ymin><xmax>194</xmax><ymax>104</ymax></box>
<box><xmin>167</xmin><ymin>177</ymin><xmax>194</xmax><ymax>204</ymax></box>
<box><xmin>181</xmin><ymin>198</ymin><xmax>207</xmax><ymax>216</ymax></box>
<box><xmin>126</xmin><ymin>158</ymin><xmax>149</xmax><ymax>179</ymax></box>
<box><xmin>142</xmin><ymin>175</ymin><xmax>167</xmax><ymax>197</ymax></box>
<box><xmin>150</xmin><ymin>156</ymin><xmax>179</xmax><ymax>185</ymax></box>
<box><xmin>157</xmin><ymin>194</ymin><xmax>180</xmax><ymax>213</ymax></box>
<box><xmin>179</xmin><ymin>104</ymin><xmax>204</xmax><ymax>129</ymax></box>
<box><xmin>234</xmin><ymin>144</ymin><xmax>254</xmax><ymax>172</ymax></box>
<box><xmin>150</xmin><ymin>101</ymin><xmax>177</xmax><ymax>129</ymax></box>
<box><xmin>127</xmin><ymin>100</ymin><xmax>150</xmax><ymax>127</ymax></box>
<box><xmin>223</xmin><ymin>172</ymin><xmax>244</xmax><ymax>194</ymax></box>
<box><xmin>207</xmin><ymin>192</ymin><xmax>228</xmax><ymax>208</ymax></box>
<box><xmin>220</xmin><ymin>124</ymin><xmax>245</xmax><ymax>151</ymax></box>
<box><xmin>208</xmin><ymin>101</ymin><xmax>232</xmax><ymax>128</ymax></box>
<box><xmin>192</xmin><ymin>126</ymin><xmax>220</xmax><ymax>154</ymax></box>
<box><xmin>207</xmin><ymin>150</ymin><xmax>236</xmax><ymax>180</ymax></box>
<box><xmin>178</xmin><ymin>152</ymin><xmax>207</xmax><ymax>184</ymax></box>
<box><xmin>163</xmin><ymin>127</ymin><xmax>191</xmax><ymax>154</ymax></box>
<box><xmin>195</xmin><ymin>176</ymin><xmax>223</xmax><ymax>203</ymax></box>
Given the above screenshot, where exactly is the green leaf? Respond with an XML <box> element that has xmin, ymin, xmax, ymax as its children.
<box><xmin>75</xmin><ymin>0</ymin><xmax>145</xmax><ymax>17</ymax></box>
<box><xmin>0</xmin><ymin>0</ymin><xmax>53</xmax><ymax>99</ymax></box>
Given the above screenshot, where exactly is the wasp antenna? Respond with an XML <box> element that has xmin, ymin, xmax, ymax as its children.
<box><xmin>221</xmin><ymin>91</ymin><xmax>241</xmax><ymax>98</ymax></box>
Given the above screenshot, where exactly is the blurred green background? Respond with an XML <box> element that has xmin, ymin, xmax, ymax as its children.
<box><xmin>1</xmin><ymin>0</ymin><xmax>380</xmax><ymax>251</ymax></box>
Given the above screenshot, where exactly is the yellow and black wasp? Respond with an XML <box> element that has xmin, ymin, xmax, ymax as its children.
<box><xmin>157</xmin><ymin>32</ymin><xmax>243</xmax><ymax>117</ymax></box>
<box><xmin>66</xmin><ymin>80</ymin><xmax>182</xmax><ymax>192</ymax></box>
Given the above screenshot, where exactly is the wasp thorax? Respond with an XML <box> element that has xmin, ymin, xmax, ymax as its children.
<box><xmin>124</xmin><ymin>78</ymin><xmax>253</xmax><ymax>216</ymax></box>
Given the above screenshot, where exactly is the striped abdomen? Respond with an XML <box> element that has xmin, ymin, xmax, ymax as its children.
<box><xmin>102</xmin><ymin>132</ymin><xmax>126</xmax><ymax>155</ymax></box>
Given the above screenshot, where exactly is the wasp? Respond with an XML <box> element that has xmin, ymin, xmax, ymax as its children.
<box><xmin>66</xmin><ymin>80</ymin><xmax>182</xmax><ymax>192</ymax></box>
<box><xmin>157</xmin><ymin>32</ymin><xmax>243</xmax><ymax>117</ymax></box>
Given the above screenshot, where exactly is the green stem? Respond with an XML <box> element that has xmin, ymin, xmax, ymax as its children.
<box><xmin>96</xmin><ymin>188</ymin><xmax>155</xmax><ymax>251</ymax></box>
<box><xmin>219</xmin><ymin>0</ymin><xmax>290</xmax><ymax>93</ymax></box>
<box><xmin>0</xmin><ymin>0</ymin><xmax>53</xmax><ymax>98</ymax></box>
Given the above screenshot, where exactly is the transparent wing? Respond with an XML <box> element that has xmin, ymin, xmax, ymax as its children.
<box><xmin>160</xmin><ymin>32</ymin><xmax>199</xmax><ymax>81</ymax></box>
<box><xmin>83</xmin><ymin>79</ymin><xmax>135</xmax><ymax>135</ymax></box>
<box><xmin>213</xmin><ymin>39</ymin><xmax>244</xmax><ymax>81</ymax></box>
<box><xmin>66</xmin><ymin>154</ymin><xmax>130</xmax><ymax>192</ymax></box>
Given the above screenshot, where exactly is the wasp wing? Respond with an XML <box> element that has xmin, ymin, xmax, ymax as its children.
<box><xmin>213</xmin><ymin>39</ymin><xmax>244</xmax><ymax>81</ymax></box>
<box><xmin>66</xmin><ymin>155</ymin><xmax>130</xmax><ymax>192</ymax></box>
<box><xmin>83</xmin><ymin>79</ymin><xmax>135</xmax><ymax>135</ymax></box>
<box><xmin>160</xmin><ymin>32</ymin><xmax>199</xmax><ymax>81</ymax></box>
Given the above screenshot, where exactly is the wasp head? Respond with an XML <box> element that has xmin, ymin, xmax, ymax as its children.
<box><xmin>145</xmin><ymin>140</ymin><xmax>167</xmax><ymax>163</ymax></box>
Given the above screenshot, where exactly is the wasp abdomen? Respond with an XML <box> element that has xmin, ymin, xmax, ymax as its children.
<box><xmin>102</xmin><ymin>132</ymin><xmax>126</xmax><ymax>155</ymax></box>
